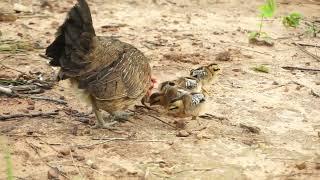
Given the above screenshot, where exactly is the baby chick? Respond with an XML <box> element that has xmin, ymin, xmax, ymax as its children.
<box><xmin>167</xmin><ymin>92</ymin><xmax>206</xmax><ymax>120</ymax></box>
<box><xmin>158</xmin><ymin>77</ymin><xmax>202</xmax><ymax>93</ymax></box>
<box><xmin>190</xmin><ymin>63</ymin><xmax>220</xmax><ymax>94</ymax></box>
<box><xmin>149</xmin><ymin>86</ymin><xmax>187</xmax><ymax>109</ymax></box>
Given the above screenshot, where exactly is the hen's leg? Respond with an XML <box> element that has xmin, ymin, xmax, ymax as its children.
<box><xmin>92</xmin><ymin>102</ymin><xmax>117</xmax><ymax>129</ymax></box>
<box><xmin>111</xmin><ymin>111</ymin><xmax>134</xmax><ymax>122</ymax></box>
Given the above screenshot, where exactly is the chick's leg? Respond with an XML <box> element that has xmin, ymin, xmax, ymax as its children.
<box><xmin>201</xmin><ymin>86</ymin><xmax>211</xmax><ymax>96</ymax></box>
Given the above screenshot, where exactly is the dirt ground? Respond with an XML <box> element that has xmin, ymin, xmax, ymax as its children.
<box><xmin>0</xmin><ymin>0</ymin><xmax>320</xmax><ymax>179</ymax></box>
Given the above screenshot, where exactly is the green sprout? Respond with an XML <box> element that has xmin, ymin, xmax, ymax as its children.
<box><xmin>283</xmin><ymin>13</ymin><xmax>302</xmax><ymax>28</ymax></box>
<box><xmin>250</xmin><ymin>0</ymin><xmax>276</xmax><ymax>40</ymax></box>
<box><xmin>1</xmin><ymin>137</ymin><xmax>14</xmax><ymax>180</ymax></box>
<box><xmin>306</xmin><ymin>22</ymin><xmax>319</xmax><ymax>37</ymax></box>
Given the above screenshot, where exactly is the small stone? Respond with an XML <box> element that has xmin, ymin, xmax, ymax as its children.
<box><xmin>59</xmin><ymin>147</ymin><xmax>70</xmax><ymax>156</ymax></box>
<box><xmin>176</xmin><ymin>130</ymin><xmax>190</xmax><ymax>137</ymax></box>
<box><xmin>27</xmin><ymin>100</ymin><xmax>35</xmax><ymax>105</ymax></box>
<box><xmin>18</xmin><ymin>109</ymin><xmax>29</xmax><ymax>114</ymax></box>
<box><xmin>166</xmin><ymin>140</ymin><xmax>174</xmax><ymax>145</ymax></box>
<box><xmin>295</xmin><ymin>162</ymin><xmax>306</xmax><ymax>170</ymax></box>
<box><xmin>27</xmin><ymin>106</ymin><xmax>35</xmax><ymax>110</ymax></box>
<box><xmin>14</xmin><ymin>3</ymin><xmax>33</xmax><ymax>13</ymax></box>
<box><xmin>74</xmin><ymin>155</ymin><xmax>85</xmax><ymax>161</ymax></box>
<box><xmin>272</xmin><ymin>81</ymin><xmax>279</xmax><ymax>85</ymax></box>
<box><xmin>174</xmin><ymin>120</ymin><xmax>186</xmax><ymax>129</ymax></box>
<box><xmin>48</xmin><ymin>167</ymin><xmax>59</xmax><ymax>179</ymax></box>
<box><xmin>159</xmin><ymin>162</ymin><xmax>166</xmax><ymax>168</ymax></box>
<box><xmin>86</xmin><ymin>159</ymin><xmax>93</xmax><ymax>166</ymax></box>
<box><xmin>91</xmin><ymin>163</ymin><xmax>99</xmax><ymax>169</ymax></box>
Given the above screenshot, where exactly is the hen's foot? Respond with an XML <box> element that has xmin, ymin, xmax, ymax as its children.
<box><xmin>111</xmin><ymin>111</ymin><xmax>135</xmax><ymax>123</ymax></box>
<box><xmin>92</xmin><ymin>121</ymin><xmax>118</xmax><ymax>129</ymax></box>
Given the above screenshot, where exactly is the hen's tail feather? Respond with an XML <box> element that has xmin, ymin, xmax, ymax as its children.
<box><xmin>46</xmin><ymin>0</ymin><xmax>95</xmax><ymax>80</ymax></box>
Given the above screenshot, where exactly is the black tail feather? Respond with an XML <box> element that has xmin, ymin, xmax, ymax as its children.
<box><xmin>46</xmin><ymin>0</ymin><xmax>95</xmax><ymax>79</ymax></box>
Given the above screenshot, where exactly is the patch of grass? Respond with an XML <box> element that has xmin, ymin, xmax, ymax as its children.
<box><xmin>282</xmin><ymin>12</ymin><xmax>302</xmax><ymax>28</ymax></box>
<box><xmin>253</xmin><ymin>65</ymin><xmax>269</xmax><ymax>73</ymax></box>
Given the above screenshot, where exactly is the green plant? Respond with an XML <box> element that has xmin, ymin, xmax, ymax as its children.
<box><xmin>4</xmin><ymin>149</ymin><xmax>14</xmax><ymax>180</ymax></box>
<box><xmin>283</xmin><ymin>13</ymin><xmax>302</xmax><ymax>28</ymax></box>
<box><xmin>253</xmin><ymin>65</ymin><xmax>269</xmax><ymax>73</ymax></box>
<box><xmin>250</xmin><ymin>0</ymin><xmax>276</xmax><ymax>39</ymax></box>
<box><xmin>1</xmin><ymin>137</ymin><xmax>14</xmax><ymax>180</ymax></box>
<box><xmin>306</xmin><ymin>22</ymin><xmax>319</xmax><ymax>37</ymax></box>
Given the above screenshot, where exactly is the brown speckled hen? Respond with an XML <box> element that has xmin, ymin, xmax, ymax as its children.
<box><xmin>46</xmin><ymin>0</ymin><xmax>153</xmax><ymax>128</ymax></box>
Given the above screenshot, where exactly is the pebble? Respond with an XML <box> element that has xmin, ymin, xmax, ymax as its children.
<box><xmin>47</xmin><ymin>167</ymin><xmax>59</xmax><ymax>179</ymax></box>
<box><xmin>59</xmin><ymin>147</ymin><xmax>70</xmax><ymax>156</ymax></box>
<box><xmin>176</xmin><ymin>130</ymin><xmax>190</xmax><ymax>137</ymax></box>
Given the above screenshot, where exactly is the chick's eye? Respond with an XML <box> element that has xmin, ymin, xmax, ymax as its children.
<box><xmin>169</xmin><ymin>107</ymin><xmax>178</xmax><ymax>110</ymax></box>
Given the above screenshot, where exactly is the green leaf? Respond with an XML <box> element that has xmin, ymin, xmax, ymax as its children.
<box><xmin>260</xmin><ymin>0</ymin><xmax>276</xmax><ymax>17</ymax></box>
<box><xmin>253</xmin><ymin>65</ymin><xmax>269</xmax><ymax>73</ymax></box>
<box><xmin>282</xmin><ymin>12</ymin><xmax>302</xmax><ymax>28</ymax></box>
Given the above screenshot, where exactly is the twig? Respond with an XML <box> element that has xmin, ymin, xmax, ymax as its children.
<box><xmin>69</xmin><ymin>149</ymin><xmax>84</xmax><ymax>179</ymax></box>
<box><xmin>91</xmin><ymin>137</ymin><xmax>167</xmax><ymax>142</ymax></box>
<box><xmin>282</xmin><ymin>66</ymin><xmax>320</xmax><ymax>72</ymax></box>
<box><xmin>77</xmin><ymin>139</ymin><xmax>114</xmax><ymax>149</ymax></box>
<box><xmin>28</xmin><ymin>96</ymin><xmax>67</xmax><ymax>105</ymax></box>
<box><xmin>0</xmin><ymin>86</ymin><xmax>67</xmax><ymax>105</ymax></box>
<box><xmin>173</xmin><ymin>168</ymin><xmax>217</xmax><ymax>174</ymax></box>
<box><xmin>38</xmin><ymin>53</ymin><xmax>50</xmax><ymax>60</ymax></box>
<box><xmin>225</xmin><ymin>44</ymin><xmax>271</xmax><ymax>56</ymax></box>
<box><xmin>147</xmin><ymin>114</ymin><xmax>176</xmax><ymax>129</ymax></box>
<box><xmin>294</xmin><ymin>42</ymin><xmax>320</xmax><ymax>48</ymax></box>
<box><xmin>0</xmin><ymin>111</ymin><xmax>59</xmax><ymax>121</ymax></box>
<box><xmin>0</xmin><ymin>86</ymin><xmax>13</xmax><ymax>95</ymax></box>
<box><xmin>199</xmin><ymin>113</ymin><xmax>228</xmax><ymax>121</ymax></box>
<box><xmin>293</xmin><ymin>42</ymin><xmax>320</xmax><ymax>62</ymax></box>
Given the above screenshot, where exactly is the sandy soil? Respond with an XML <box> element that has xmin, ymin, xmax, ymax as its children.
<box><xmin>0</xmin><ymin>0</ymin><xmax>320</xmax><ymax>179</ymax></box>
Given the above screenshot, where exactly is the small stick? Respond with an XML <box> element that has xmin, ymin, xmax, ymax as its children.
<box><xmin>69</xmin><ymin>149</ymin><xmax>84</xmax><ymax>179</ymax></box>
<box><xmin>282</xmin><ymin>66</ymin><xmax>320</xmax><ymax>72</ymax></box>
<box><xmin>28</xmin><ymin>96</ymin><xmax>67</xmax><ymax>105</ymax></box>
<box><xmin>147</xmin><ymin>114</ymin><xmax>176</xmax><ymax>129</ymax></box>
<box><xmin>293</xmin><ymin>42</ymin><xmax>320</xmax><ymax>62</ymax></box>
<box><xmin>0</xmin><ymin>86</ymin><xmax>13</xmax><ymax>95</ymax></box>
<box><xmin>173</xmin><ymin>168</ymin><xmax>217</xmax><ymax>174</ymax></box>
<box><xmin>91</xmin><ymin>137</ymin><xmax>167</xmax><ymax>142</ymax></box>
<box><xmin>294</xmin><ymin>42</ymin><xmax>320</xmax><ymax>48</ymax></box>
<box><xmin>0</xmin><ymin>111</ymin><xmax>59</xmax><ymax>121</ymax></box>
<box><xmin>199</xmin><ymin>113</ymin><xmax>228</xmax><ymax>121</ymax></box>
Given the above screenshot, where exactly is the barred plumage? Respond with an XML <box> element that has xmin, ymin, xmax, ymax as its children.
<box><xmin>46</xmin><ymin>0</ymin><xmax>153</xmax><ymax>128</ymax></box>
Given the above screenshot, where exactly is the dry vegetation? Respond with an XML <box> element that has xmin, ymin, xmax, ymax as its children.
<box><xmin>0</xmin><ymin>0</ymin><xmax>320</xmax><ymax>179</ymax></box>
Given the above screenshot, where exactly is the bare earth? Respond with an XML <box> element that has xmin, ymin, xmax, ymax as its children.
<box><xmin>0</xmin><ymin>0</ymin><xmax>320</xmax><ymax>179</ymax></box>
